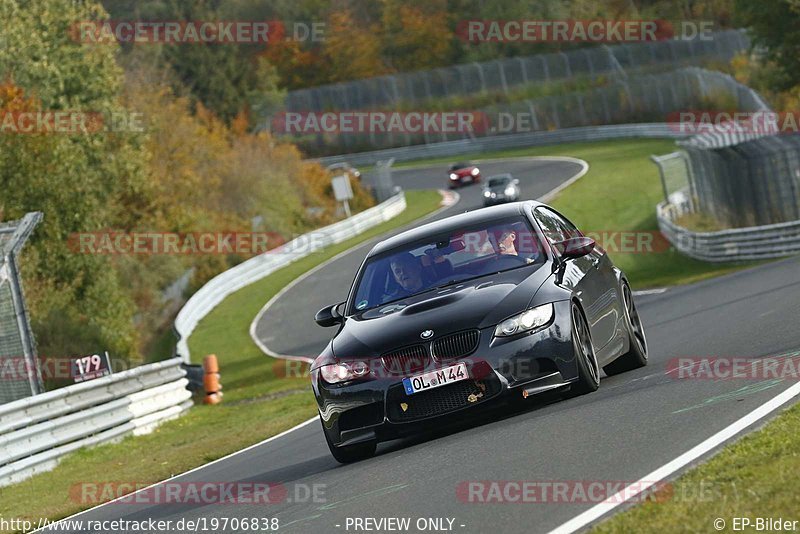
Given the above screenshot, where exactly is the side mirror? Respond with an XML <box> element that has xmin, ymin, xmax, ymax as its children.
<box><xmin>512</xmin><ymin>179</ymin><xmax>520</xmax><ymax>185</ymax></box>
<box><xmin>556</xmin><ymin>236</ymin><xmax>596</xmax><ymax>259</ymax></box>
<box><xmin>315</xmin><ymin>302</ymin><xmax>345</xmax><ymax>327</ymax></box>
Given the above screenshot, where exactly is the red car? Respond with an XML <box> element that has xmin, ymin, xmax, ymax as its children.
<box><xmin>447</xmin><ymin>162</ymin><xmax>481</xmax><ymax>188</ymax></box>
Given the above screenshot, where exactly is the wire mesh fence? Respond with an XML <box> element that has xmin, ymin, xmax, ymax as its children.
<box><xmin>0</xmin><ymin>213</ymin><xmax>43</xmax><ymax>404</ymax></box>
<box><xmin>284</xmin><ymin>30</ymin><xmax>749</xmax><ymax>113</ymax></box>
<box><xmin>651</xmin><ymin>151</ymin><xmax>693</xmax><ymax>202</ymax></box>
<box><xmin>653</xmin><ymin>128</ymin><xmax>800</xmax><ymax>229</ymax></box>
<box><xmin>280</xmin><ymin>67</ymin><xmax>768</xmax><ymax>156</ymax></box>
<box><xmin>683</xmin><ymin>136</ymin><xmax>800</xmax><ymax>227</ymax></box>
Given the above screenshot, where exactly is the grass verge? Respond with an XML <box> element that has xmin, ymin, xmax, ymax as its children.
<box><xmin>593</xmin><ymin>400</ymin><xmax>800</xmax><ymax>533</ymax></box>
<box><xmin>0</xmin><ymin>190</ymin><xmax>442</xmax><ymax>528</ymax></box>
<box><xmin>397</xmin><ymin>138</ymin><xmax>764</xmax><ymax>289</ymax></box>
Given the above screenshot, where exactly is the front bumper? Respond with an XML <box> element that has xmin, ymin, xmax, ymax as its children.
<box><xmin>312</xmin><ymin>300</ymin><xmax>578</xmax><ymax>446</ymax></box>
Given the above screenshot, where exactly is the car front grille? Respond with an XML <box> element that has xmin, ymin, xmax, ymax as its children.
<box><xmin>381</xmin><ymin>345</ymin><xmax>430</xmax><ymax>375</ymax></box>
<box><xmin>386</xmin><ymin>375</ymin><xmax>501</xmax><ymax>422</ymax></box>
<box><xmin>432</xmin><ymin>329</ymin><xmax>480</xmax><ymax>361</ymax></box>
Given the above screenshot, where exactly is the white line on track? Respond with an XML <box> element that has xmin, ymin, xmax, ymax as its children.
<box><xmin>548</xmin><ymin>380</ymin><xmax>800</xmax><ymax>534</ymax></box>
<box><xmin>633</xmin><ymin>288</ymin><xmax>668</xmax><ymax>296</ymax></box>
<box><xmin>35</xmin><ymin>417</ymin><xmax>319</xmax><ymax>531</ymax></box>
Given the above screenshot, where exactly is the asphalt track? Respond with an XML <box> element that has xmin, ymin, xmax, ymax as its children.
<box><xmin>50</xmin><ymin>159</ymin><xmax>800</xmax><ymax>534</ymax></box>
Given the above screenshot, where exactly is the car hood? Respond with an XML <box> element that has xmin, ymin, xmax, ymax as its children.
<box><xmin>332</xmin><ymin>265</ymin><xmax>552</xmax><ymax>359</ymax></box>
<box><xmin>486</xmin><ymin>184</ymin><xmax>511</xmax><ymax>192</ymax></box>
<box><xmin>452</xmin><ymin>167</ymin><xmax>475</xmax><ymax>176</ymax></box>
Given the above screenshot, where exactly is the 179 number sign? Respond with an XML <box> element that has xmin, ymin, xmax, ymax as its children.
<box><xmin>71</xmin><ymin>351</ymin><xmax>112</xmax><ymax>383</ymax></box>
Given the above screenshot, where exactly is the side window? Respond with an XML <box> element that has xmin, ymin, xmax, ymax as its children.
<box><xmin>547</xmin><ymin>208</ymin><xmax>582</xmax><ymax>239</ymax></box>
<box><xmin>533</xmin><ymin>208</ymin><xmax>568</xmax><ymax>244</ymax></box>
<box><xmin>534</xmin><ymin>208</ymin><xmax>585</xmax><ymax>261</ymax></box>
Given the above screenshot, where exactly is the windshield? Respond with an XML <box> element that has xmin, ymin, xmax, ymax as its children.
<box><xmin>349</xmin><ymin>216</ymin><xmax>545</xmax><ymax>313</ymax></box>
<box><xmin>450</xmin><ymin>162</ymin><xmax>470</xmax><ymax>171</ymax></box>
<box><xmin>488</xmin><ymin>177</ymin><xmax>510</xmax><ymax>187</ymax></box>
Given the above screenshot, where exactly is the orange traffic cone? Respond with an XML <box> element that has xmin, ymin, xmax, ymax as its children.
<box><xmin>203</xmin><ymin>354</ymin><xmax>223</xmax><ymax>405</ymax></box>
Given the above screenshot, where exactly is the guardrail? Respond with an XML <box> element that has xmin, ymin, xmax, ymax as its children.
<box><xmin>317</xmin><ymin>123</ymin><xmax>686</xmax><ymax>167</ymax></box>
<box><xmin>657</xmin><ymin>198</ymin><xmax>800</xmax><ymax>262</ymax></box>
<box><xmin>174</xmin><ymin>192</ymin><xmax>407</xmax><ymax>362</ymax></box>
<box><xmin>0</xmin><ymin>358</ymin><xmax>190</xmax><ymax>487</ymax></box>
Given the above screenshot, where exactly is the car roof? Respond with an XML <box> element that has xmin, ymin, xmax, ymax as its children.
<box><xmin>368</xmin><ymin>200</ymin><xmax>545</xmax><ymax>257</ymax></box>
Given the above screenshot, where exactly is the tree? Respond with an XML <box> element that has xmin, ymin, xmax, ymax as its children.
<box><xmin>0</xmin><ymin>0</ymin><xmax>147</xmax><ymax>360</ymax></box>
<box><xmin>322</xmin><ymin>10</ymin><xmax>391</xmax><ymax>83</ymax></box>
<box><xmin>381</xmin><ymin>1</ymin><xmax>454</xmax><ymax>71</ymax></box>
<box><xmin>734</xmin><ymin>0</ymin><xmax>800</xmax><ymax>90</ymax></box>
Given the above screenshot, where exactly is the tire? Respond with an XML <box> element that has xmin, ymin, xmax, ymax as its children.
<box><xmin>603</xmin><ymin>282</ymin><xmax>648</xmax><ymax>376</ymax></box>
<box><xmin>568</xmin><ymin>302</ymin><xmax>600</xmax><ymax>395</ymax></box>
<box><xmin>321</xmin><ymin>418</ymin><xmax>376</xmax><ymax>464</ymax></box>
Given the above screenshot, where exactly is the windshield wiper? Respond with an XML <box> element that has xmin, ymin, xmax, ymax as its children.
<box><xmin>435</xmin><ymin>276</ymin><xmax>479</xmax><ymax>290</ymax></box>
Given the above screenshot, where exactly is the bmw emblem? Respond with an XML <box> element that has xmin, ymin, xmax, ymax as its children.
<box><xmin>420</xmin><ymin>329</ymin><xmax>434</xmax><ymax>339</ymax></box>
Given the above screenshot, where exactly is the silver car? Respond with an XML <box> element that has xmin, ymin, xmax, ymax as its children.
<box><xmin>482</xmin><ymin>174</ymin><xmax>520</xmax><ymax>206</ymax></box>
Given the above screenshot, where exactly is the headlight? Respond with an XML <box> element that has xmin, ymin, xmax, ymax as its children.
<box><xmin>319</xmin><ymin>361</ymin><xmax>370</xmax><ymax>384</ymax></box>
<box><xmin>483</xmin><ymin>190</ymin><xmax>491</xmax><ymax>197</ymax></box>
<box><xmin>449</xmin><ymin>173</ymin><xmax>458</xmax><ymax>180</ymax></box>
<box><xmin>504</xmin><ymin>186</ymin><xmax>515</xmax><ymax>196</ymax></box>
<box><xmin>471</xmin><ymin>167</ymin><xmax>480</xmax><ymax>176</ymax></box>
<box><xmin>494</xmin><ymin>303</ymin><xmax>554</xmax><ymax>337</ymax></box>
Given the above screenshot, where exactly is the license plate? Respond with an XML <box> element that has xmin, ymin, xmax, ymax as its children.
<box><xmin>402</xmin><ymin>363</ymin><xmax>468</xmax><ymax>395</ymax></box>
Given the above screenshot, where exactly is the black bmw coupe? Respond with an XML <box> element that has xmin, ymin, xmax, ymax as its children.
<box><xmin>312</xmin><ymin>201</ymin><xmax>648</xmax><ymax>462</ymax></box>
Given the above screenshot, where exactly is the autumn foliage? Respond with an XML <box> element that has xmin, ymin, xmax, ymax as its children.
<box><xmin>0</xmin><ymin>0</ymin><xmax>373</xmax><ymax>369</ymax></box>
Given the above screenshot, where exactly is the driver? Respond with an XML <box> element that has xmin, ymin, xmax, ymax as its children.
<box><xmin>385</xmin><ymin>252</ymin><xmax>426</xmax><ymax>301</ymax></box>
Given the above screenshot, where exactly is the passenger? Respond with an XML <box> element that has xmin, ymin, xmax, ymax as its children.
<box><xmin>495</xmin><ymin>228</ymin><xmax>536</xmax><ymax>264</ymax></box>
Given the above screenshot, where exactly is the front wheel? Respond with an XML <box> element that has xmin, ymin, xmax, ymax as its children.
<box><xmin>603</xmin><ymin>282</ymin><xmax>648</xmax><ymax>376</ymax></box>
<box><xmin>567</xmin><ymin>302</ymin><xmax>600</xmax><ymax>396</ymax></box>
<box><xmin>321</xmin><ymin>418</ymin><xmax>376</xmax><ymax>463</ymax></box>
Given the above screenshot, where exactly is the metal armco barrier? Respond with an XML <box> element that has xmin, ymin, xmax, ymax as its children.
<box><xmin>657</xmin><ymin>200</ymin><xmax>800</xmax><ymax>262</ymax></box>
<box><xmin>174</xmin><ymin>192</ymin><xmax>407</xmax><ymax>362</ymax></box>
<box><xmin>0</xmin><ymin>358</ymin><xmax>191</xmax><ymax>487</ymax></box>
<box><xmin>317</xmin><ymin>123</ymin><xmax>687</xmax><ymax>168</ymax></box>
